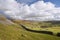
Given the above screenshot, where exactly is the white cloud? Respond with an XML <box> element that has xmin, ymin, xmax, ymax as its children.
<box><xmin>0</xmin><ymin>0</ymin><xmax>60</xmax><ymax>21</ymax></box>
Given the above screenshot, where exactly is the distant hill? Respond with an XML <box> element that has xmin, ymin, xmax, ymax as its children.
<box><xmin>0</xmin><ymin>14</ymin><xmax>14</xmax><ymax>25</ymax></box>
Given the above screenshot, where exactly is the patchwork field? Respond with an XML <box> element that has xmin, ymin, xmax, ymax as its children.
<box><xmin>13</xmin><ymin>20</ymin><xmax>60</xmax><ymax>33</ymax></box>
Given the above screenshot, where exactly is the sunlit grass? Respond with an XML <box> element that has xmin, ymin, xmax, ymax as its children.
<box><xmin>0</xmin><ymin>22</ymin><xmax>60</xmax><ymax>40</ymax></box>
<box><xmin>0</xmin><ymin>18</ymin><xmax>60</xmax><ymax>40</ymax></box>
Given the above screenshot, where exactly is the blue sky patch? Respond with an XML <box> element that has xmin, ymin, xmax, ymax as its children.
<box><xmin>16</xmin><ymin>0</ymin><xmax>60</xmax><ymax>7</ymax></box>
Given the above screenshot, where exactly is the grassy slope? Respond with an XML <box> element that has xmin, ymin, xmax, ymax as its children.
<box><xmin>0</xmin><ymin>23</ymin><xmax>60</xmax><ymax>40</ymax></box>
<box><xmin>12</xmin><ymin>20</ymin><xmax>60</xmax><ymax>35</ymax></box>
<box><xmin>0</xmin><ymin>19</ymin><xmax>60</xmax><ymax>40</ymax></box>
<box><xmin>0</xmin><ymin>15</ymin><xmax>60</xmax><ymax>40</ymax></box>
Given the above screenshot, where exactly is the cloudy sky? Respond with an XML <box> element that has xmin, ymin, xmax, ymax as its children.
<box><xmin>0</xmin><ymin>0</ymin><xmax>60</xmax><ymax>21</ymax></box>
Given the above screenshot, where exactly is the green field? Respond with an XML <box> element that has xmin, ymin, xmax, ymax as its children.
<box><xmin>22</xmin><ymin>22</ymin><xmax>60</xmax><ymax>35</ymax></box>
<box><xmin>0</xmin><ymin>15</ymin><xmax>60</xmax><ymax>40</ymax></box>
<box><xmin>0</xmin><ymin>22</ymin><xmax>60</xmax><ymax>40</ymax></box>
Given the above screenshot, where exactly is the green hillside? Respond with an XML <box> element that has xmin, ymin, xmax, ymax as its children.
<box><xmin>0</xmin><ymin>15</ymin><xmax>60</xmax><ymax>40</ymax></box>
<box><xmin>12</xmin><ymin>20</ymin><xmax>60</xmax><ymax>34</ymax></box>
<box><xmin>0</xmin><ymin>22</ymin><xmax>60</xmax><ymax>40</ymax></box>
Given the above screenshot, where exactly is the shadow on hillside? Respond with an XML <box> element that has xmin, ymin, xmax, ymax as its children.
<box><xmin>20</xmin><ymin>24</ymin><xmax>60</xmax><ymax>37</ymax></box>
<box><xmin>57</xmin><ymin>33</ymin><xmax>60</xmax><ymax>37</ymax></box>
<box><xmin>20</xmin><ymin>24</ymin><xmax>53</xmax><ymax>35</ymax></box>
